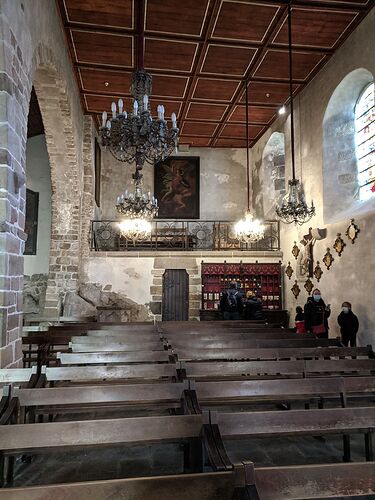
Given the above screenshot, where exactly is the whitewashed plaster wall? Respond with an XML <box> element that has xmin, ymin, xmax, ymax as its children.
<box><xmin>24</xmin><ymin>134</ymin><xmax>51</xmax><ymax>275</ymax></box>
<box><xmin>251</xmin><ymin>9</ymin><xmax>375</xmax><ymax>345</ymax></box>
<box><xmin>100</xmin><ymin>147</ymin><xmax>247</xmax><ymax>221</ymax></box>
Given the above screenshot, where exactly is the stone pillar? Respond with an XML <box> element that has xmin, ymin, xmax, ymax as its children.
<box><xmin>0</xmin><ymin>23</ymin><xmax>30</xmax><ymax>367</ymax></box>
<box><xmin>81</xmin><ymin>115</ymin><xmax>95</xmax><ymax>260</ymax></box>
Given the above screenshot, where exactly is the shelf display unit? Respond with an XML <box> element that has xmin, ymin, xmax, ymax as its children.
<box><xmin>201</xmin><ymin>261</ymin><xmax>282</xmax><ymax>311</ymax></box>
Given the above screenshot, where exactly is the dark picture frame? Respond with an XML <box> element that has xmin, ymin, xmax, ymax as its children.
<box><xmin>154</xmin><ymin>156</ymin><xmax>200</xmax><ymax>219</ymax></box>
<box><xmin>94</xmin><ymin>138</ymin><xmax>101</xmax><ymax>207</ymax></box>
<box><xmin>24</xmin><ymin>188</ymin><xmax>39</xmax><ymax>255</ymax></box>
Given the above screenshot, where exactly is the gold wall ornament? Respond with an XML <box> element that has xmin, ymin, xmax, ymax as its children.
<box><xmin>285</xmin><ymin>261</ymin><xmax>293</xmax><ymax>280</ymax></box>
<box><xmin>313</xmin><ymin>261</ymin><xmax>323</xmax><ymax>282</ymax></box>
<box><xmin>292</xmin><ymin>241</ymin><xmax>300</xmax><ymax>260</ymax></box>
<box><xmin>304</xmin><ymin>278</ymin><xmax>314</xmax><ymax>294</ymax></box>
<box><xmin>333</xmin><ymin>233</ymin><xmax>346</xmax><ymax>256</ymax></box>
<box><xmin>322</xmin><ymin>248</ymin><xmax>334</xmax><ymax>270</ymax></box>
<box><xmin>346</xmin><ymin>219</ymin><xmax>360</xmax><ymax>244</ymax></box>
<box><xmin>291</xmin><ymin>280</ymin><xmax>301</xmax><ymax>299</ymax></box>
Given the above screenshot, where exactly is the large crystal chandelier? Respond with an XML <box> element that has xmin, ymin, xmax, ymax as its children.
<box><xmin>234</xmin><ymin>83</ymin><xmax>265</xmax><ymax>244</ymax></box>
<box><xmin>276</xmin><ymin>1</ymin><xmax>315</xmax><ymax>225</ymax></box>
<box><xmin>118</xmin><ymin>218</ymin><xmax>151</xmax><ymax>242</ymax></box>
<box><xmin>116</xmin><ymin>170</ymin><xmax>158</xmax><ymax>219</ymax></box>
<box><xmin>99</xmin><ymin>0</ymin><xmax>179</xmax><ymax>167</ymax></box>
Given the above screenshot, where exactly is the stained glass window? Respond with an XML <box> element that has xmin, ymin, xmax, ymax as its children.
<box><xmin>355</xmin><ymin>82</ymin><xmax>375</xmax><ymax>201</ymax></box>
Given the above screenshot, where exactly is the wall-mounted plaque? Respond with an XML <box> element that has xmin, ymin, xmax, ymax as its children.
<box><xmin>304</xmin><ymin>278</ymin><xmax>314</xmax><ymax>295</ymax></box>
<box><xmin>292</xmin><ymin>241</ymin><xmax>300</xmax><ymax>260</ymax></box>
<box><xmin>333</xmin><ymin>233</ymin><xmax>346</xmax><ymax>256</ymax></box>
<box><xmin>345</xmin><ymin>219</ymin><xmax>360</xmax><ymax>244</ymax></box>
<box><xmin>291</xmin><ymin>280</ymin><xmax>301</xmax><ymax>299</ymax></box>
<box><xmin>285</xmin><ymin>261</ymin><xmax>293</xmax><ymax>280</ymax></box>
<box><xmin>313</xmin><ymin>261</ymin><xmax>323</xmax><ymax>282</ymax></box>
<box><xmin>322</xmin><ymin>248</ymin><xmax>334</xmax><ymax>270</ymax></box>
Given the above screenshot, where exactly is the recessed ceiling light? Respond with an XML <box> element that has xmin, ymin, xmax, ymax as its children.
<box><xmin>266</xmin><ymin>93</ymin><xmax>270</xmax><ymax>98</ymax></box>
<box><xmin>278</xmin><ymin>105</ymin><xmax>286</xmax><ymax>115</ymax></box>
<box><xmin>104</xmin><ymin>82</ymin><xmax>109</xmax><ymax>87</ymax></box>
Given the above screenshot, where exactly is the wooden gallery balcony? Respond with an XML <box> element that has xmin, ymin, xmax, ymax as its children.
<box><xmin>90</xmin><ymin>220</ymin><xmax>280</xmax><ymax>252</ymax></box>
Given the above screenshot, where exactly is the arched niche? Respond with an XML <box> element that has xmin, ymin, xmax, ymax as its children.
<box><xmin>260</xmin><ymin>132</ymin><xmax>286</xmax><ymax>218</ymax></box>
<box><xmin>323</xmin><ymin>68</ymin><xmax>374</xmax><ymax>223</ymax></box>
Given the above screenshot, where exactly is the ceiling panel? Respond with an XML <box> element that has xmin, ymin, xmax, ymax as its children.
<box><xmin>212</xmin><ymin>1</ymin><xmax>280</xmax><ymax>43</ymax></box>
<box><xmin>145</xmin><ymin>0</ymin><xmax>210</xmax><ymax>37</ymax></box>
<box><xmin>200</xmin><ymin>44</ymin><xmax>257</xmax><ymax>77</ymax></box>
<box><xmin>186</xmin><ymin>102</ymin><xmax>228</xmax><ymax>121</ymax></box>
<box><xmin>71</xmin><ymin>30</ymin><xmax>133</xmax><ymax>67</ymax></box>
<box><xmin>253</xmin><ymin>49</ymin><xmax>326</xmax><ymax>81</ymax></box>
<box><xmin>144</xmin><ymin>38</ymin><xmax>199</xmax><ymax>72</ymax></box>
<box><xmin>229</xmin><ymin>105</ymin><xmax>276</xmax><ymax>124</ymax></box>
<box><xmin>63</xmin><ymin>0</ymin><xmax>134</xmax><ymax>29</ymax></box>
<box><xmin>273</xmin><ymin>8</ymin><xmax>358</xmax><ymax>49</ymax></box>
<box><xmin>57</xmin><ymin>0</ymin><xmax>373</xmax><ymax>148</ymax></box>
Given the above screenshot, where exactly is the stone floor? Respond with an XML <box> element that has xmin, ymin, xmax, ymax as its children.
<box><xmin>8</xmin><ymin>400</ymin><xmax>373</xmax><ymax>490</ymax></box>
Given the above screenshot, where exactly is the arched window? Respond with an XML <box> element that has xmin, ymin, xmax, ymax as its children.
<box><xmin>355</xmin><ymin>82</ymin><xmax>374</xmax><ymax>201</ymax></box>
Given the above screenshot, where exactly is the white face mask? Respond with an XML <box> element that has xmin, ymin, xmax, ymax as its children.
<box><xmin>313</xmin><ymin>294</ymin><xmax>321</xmax><ymax>302</ymax></box>
<box><xmin>342</xmin><ymin>307</ymin><xmax>350</xmax><ymax>313</ymax></box>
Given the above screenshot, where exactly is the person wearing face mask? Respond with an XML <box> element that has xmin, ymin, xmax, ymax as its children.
<box><xmin>304</xmin><ymin>288</ymin><xmax>331</xmax><ymax>338</ymax></box>
<box><xmin>337</xmin><ymin>302</ymin><xmax>359</xmax><ymax>347</ymax></box>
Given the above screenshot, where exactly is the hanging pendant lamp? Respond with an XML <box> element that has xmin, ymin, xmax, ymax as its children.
<box><xmin>275</xmin><ymin>1</ymin><xmax>315</xmax><ymax>225</ymax></box>
<box><xmin>234</xmin><ymin>83</ymin><xmax>265</xmax><ymax>243</ymax></box>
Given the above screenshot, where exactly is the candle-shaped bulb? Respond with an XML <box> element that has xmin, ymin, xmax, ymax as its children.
<box><xmin>111</xmin><ymin>101</ymin><xmax>116</xmax><ymax>118</ymax></box>
<box><xmin>148</xmin><ymin>191</ymin><xmax>151</xmax><ymax>200</ymax></box>
<box><xmin>101</xmin><ymin>111</ymin><xmax>107</xmax><ymax>128</ymax></box>
<box><xmin>106</xmin><ymin>120</ymin><xmax>111</xmax><ymax>130</ymax></box>
<box><xmin>118</xmin><ymin>99</ymin><xmax>123</xmax><ymax>114</ymax></box>
<box><xmin>171</xmin><ymin>112</ymin><xmax>177</xmax><ymax>128</ymax></box>
<box><xmin>157</xmin><ymin>104</ymin><xmax>162</xmax><ymax>120</ymax></box>
<box><xmin>160</xmin><ymin>105</ymin><xmax>165</xmax><ymax>119</ymax></box>
<box><xmin>143</xmin><ymin>94</ymin><xmax>149</xmax><ymax>108</ymax></box>
<box><xmin>133</xmin><ymin>100</ymin><xmax>139</xmax><ymax>115</ymax></box>
<box><xmin>116</xmin><ymin>196</ymin><xmax>120</xmax><ymax>204</ymax></box>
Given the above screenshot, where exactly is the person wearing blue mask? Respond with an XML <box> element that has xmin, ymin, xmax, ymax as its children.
<box><xmin>304</xmin><ymin>288</ymin><xmax>331</xmax><ymax>338</ymax></box>
<box><xmin>337</xmin><ymin>302</ymin><xmax>359</xmax><ymax>347</ymax></box>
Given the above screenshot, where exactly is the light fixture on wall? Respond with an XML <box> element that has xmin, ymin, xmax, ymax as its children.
<box><xmin>234</xmin><ymin>83</ymin><xmax>265</xmax><ymax>243</ymax></box>
<box><xmin>99</xmin><ymin>0</ymin><xmax>179</xmax><ymax>168</ymax></box>
<box><xmin>275</xmin><ymin>1</ymin><xmax>315</xmax><ymax>225</ymax></box>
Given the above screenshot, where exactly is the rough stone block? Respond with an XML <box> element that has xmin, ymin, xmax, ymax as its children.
<box><xmin>0</xmin><ymin>343</ymin><xmax>13</xmax><ymax>368</ymax></box>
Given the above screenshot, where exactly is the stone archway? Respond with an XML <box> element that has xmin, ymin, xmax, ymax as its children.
<box><xmin>29</xmin><ymin>44</ymin><xmax>83</xmax><ymax>318</ymax></box>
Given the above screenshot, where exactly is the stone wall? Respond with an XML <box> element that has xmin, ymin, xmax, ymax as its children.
<box><xmin>82</xmin><ymin>252</ymin><xmax>282</xmax><ymax>322</ymax></box>
<box><xmin>101</xmin><ymin>147</ymin><xmax>247</xmax><ymax>221</ymax></box>
<box><xmin>251</xmin><ymin>9</ymin><xmax>375</xmax><ymax>345</ymax></box>
<box><xmin>0</xmin><ymin>0</ymin><xmax>85</xmax><ymax>366</ymax></box>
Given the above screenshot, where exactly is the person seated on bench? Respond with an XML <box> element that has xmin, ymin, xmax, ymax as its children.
<box><xmin>304</xmin><ymin>288</ymin><xmax>331</xmax><ymax>339</ymax></box>
<box><xmin>295</xmin><ymin>306</ymin><xmax>306</xmax><ymax>334</ymax></box>
<box><xmin>338</xmin><ymin>302</ymin><xmax>359</xmax><ymax>347</ymax></box>
<box><xmin>244</xmin><ymin>291</ymin><xmax>264</xmax><ymax>321</ymax></box>
<box><xmin>220</xmin><ymin>282</ymin><xmax>243</xmax><ymax>321</ymax></box>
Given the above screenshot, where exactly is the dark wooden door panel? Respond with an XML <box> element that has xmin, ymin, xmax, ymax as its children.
<box><xmin>162</xmin><ymin>269</ymin><xmax>189</xmax><ymax>321</ymax></box>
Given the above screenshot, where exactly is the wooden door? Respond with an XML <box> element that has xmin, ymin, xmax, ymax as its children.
<box><xmin>162</xmin><ymin>269</ymin><xmax>189</xmax><ymax>321</ymax></box>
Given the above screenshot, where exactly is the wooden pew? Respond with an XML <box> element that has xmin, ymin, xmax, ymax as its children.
<box><xmin>57</xmin><ymin>350</ymin><xmax>173</xmax><ymax>365</ymax></box>
<box><xmin>42</xmin><ymin>363</ymin><xmax>180</xmax><ymax>385</ymax></box>
<box><xmin>0</xmin><ymin>414</ymin><xmax>203</xmax><ymax>485</ymax></box>
<box><xmin>70</xmin><ymin>341</ymin><xmax>166</xmax><ymax>353</ymax></box>
<box><xmin>0</xmin><ymin>367</ymin><xmax>38</xmax><ymax>387</ymax></box>
<box><xmin>181</xmin><ymin>358</ymin><xmax>375</xmax><ymax>380</ymax></box>
<box><xmin>71</xmin><ymin>335</ymin><xmax>162</xmax><ymax>346</ymax></box>
<box><xmin>164</xmin><ymin>332</ymin><xmax>314</xmax><ymax>341</ymax></box>
<box><xmin>176</xmin><ymin>345</ymin><xmax>374</xmax><ymax>361</ymax></box>
<box><xmin>1</xmin><ymin>462</ymin><xmax>375</xmax><ymax>499</ymax></box>
<box><xmin>174</xmin><ymin>338</ymin><xmax>342</xmax><ymax>349</ymax></box>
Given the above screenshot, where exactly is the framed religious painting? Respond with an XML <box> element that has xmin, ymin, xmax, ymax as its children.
<box><xmin>154</xmin><ymin>157</ymin><xmax>200</xmax><ymax>219</ymax></box>
<box><xmin>24</xmin><ymin>188</ymin><xmax>39</xmax><ymax>255</ymax></box>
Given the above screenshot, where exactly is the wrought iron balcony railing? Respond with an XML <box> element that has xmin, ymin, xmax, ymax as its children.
<box><xmin>90</xmin><ymin>220</ymin><xmax>280</xmax><ymax>252</ymax></box>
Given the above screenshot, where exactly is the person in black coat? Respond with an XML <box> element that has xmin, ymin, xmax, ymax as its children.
<box><xmin>337</xmin><ymin>302</ymin><xmax>359</xmax><ymax>347</ymax></box>
<box><xmin>220</xmin><ymin>282</ymin><xmax>243</xmax><ymax>320</ymax></box>
<box><xmin>304</xmin><ymin>288</ymin><xmax>331</xmax><ymax>338</ymax></box>
<box><xmin>244</xmin><ymin>291</ymin><xmax>264</xmax><ymax>320</ymax></box>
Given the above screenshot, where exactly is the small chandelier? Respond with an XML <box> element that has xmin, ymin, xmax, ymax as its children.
<box><xmin>234</xmin><ymin>83</ymin><xmax>265</xmax><ymax>244</ymax></box>
<box><xmin>116</xmin><ymin>170</ymin><xmax>158</xmax><ymax>219</ymax></box>
<box><xmin>276</xmin><ymin>179</ymin><xmax>315</xmax><ymax>225</ymax></box>
<box><xmin>118</xmin><ymin>218</ymin><xmax>151</xmax><ymax>242</ymax></box>
<box><xmin>99</xmin><ymin>0</ymin><xmax>179</xmax><ymax>167</ymax></box>
<box><xmin>276</xmin><ymin>1</ymin><xmax>315</xmax><ymax>225</ymax></box>
<box><xmin>234</xmin><ymin>211</ymin><xmax>265</xmax><ymax>243</ymax></box>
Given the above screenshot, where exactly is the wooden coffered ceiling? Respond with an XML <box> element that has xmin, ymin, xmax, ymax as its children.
<box><xmin>57</xmin><ymin>0</ymin><xmax>374</xmax><ymax>148</ymax></box>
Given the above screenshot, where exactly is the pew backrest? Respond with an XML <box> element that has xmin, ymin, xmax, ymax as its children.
<box><xmin>57</xmin><ymin>351</ymin><xmax>172</xmax><ymax>365</ymax></box>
